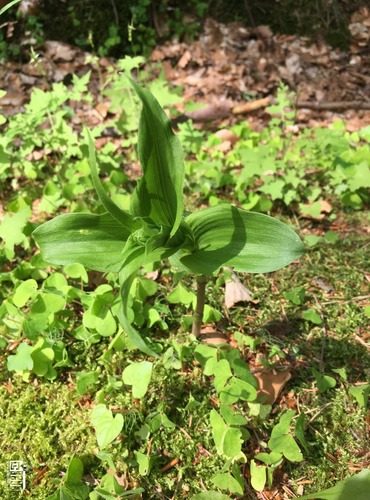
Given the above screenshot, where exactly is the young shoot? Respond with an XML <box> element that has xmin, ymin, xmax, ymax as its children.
<box><xmin>33</xmin><ymin>80</ymin><xmax>304</xmax><ymax>355</ymax></box>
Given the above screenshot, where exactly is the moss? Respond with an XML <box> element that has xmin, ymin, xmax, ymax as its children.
<box><xmin>0</xmin><ymin>378</ymin><xmax>96</xmax><ymax>498</ymax></box>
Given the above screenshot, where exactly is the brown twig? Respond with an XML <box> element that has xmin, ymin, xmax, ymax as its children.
<box><xmin>173</xmin><ymin>98</ymin><xmax>370</xmax><ymax>126</ymax></box>
<box><xmin>233</xmin><ymin>97</ymin><xmax>370</xmax><ymax>113</ymax></box>
<box><xmin>160</xmin><ymin>457</ymin><xmax>180</xmax><ymax>473</ymax></box>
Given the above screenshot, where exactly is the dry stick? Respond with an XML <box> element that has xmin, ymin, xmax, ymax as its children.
<box><xmin>192</xmin><ymin>275</ymin><xmax>207</xmax><ymax>337</ymax></box>
<box><xmin>296</xmin><ymin>101</ymin><xmax>370</xmax><ymax>110</ymax></box>
<box><xmin>233</xmin><ymin>97</ymin><xmax>370</xmax><ymax>115</ymax></box>
<box><xmin>176</xmin><ymin>98</ymin><xmax>370</xmax><ymax>126</ymax></box>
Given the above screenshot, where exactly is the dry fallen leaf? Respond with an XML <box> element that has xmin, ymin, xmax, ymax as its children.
<box><xmin>254</xmin><ymin>369</ymin><xmax>292</xmax><ymax>405</ymax></box>
<box><xmin>200</xmin><ymin>326</ymin><xmax>228</xmax><ymax>345</ymax></box>
<box><xmin>178</xmin><ymin>50</ymin><xmax>192</xmax><ymax>69</ymax></box>
<box><xmin>225</xmin><ymin>270</ymin><xmax>257</xmax><ymax>308</ymax></box>
<box><xmin>44</xmin><ymin>41</ymin><xmax>77</xmax><ymax>62</ymax></box>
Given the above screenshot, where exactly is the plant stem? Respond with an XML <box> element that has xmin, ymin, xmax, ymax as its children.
<box><xmin>192</xmin><ymin>275</ymin><xmax>207</xmax><ymax>337</ymax></box>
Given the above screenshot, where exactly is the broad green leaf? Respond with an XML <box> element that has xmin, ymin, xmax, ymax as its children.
<box><xmin>63</xmin><ymin>264</ymin><xmax>88</xmax><ymax>283</ymax></box>
<box><xmin>210</xmin><ymin>409</ymin><xmax>228</xmax><ymax>455</ymax></box>
<box><xmin>284</xmin><ymin>286</ymin><xmax>306</xmax><ymax>305</ymax></box>
<box><xmin>134</xmin><ymin>451</ymin><xmax>152</xmax><ymax>476</ymax></box>
<box><xmin>116</xmin><ymin>238</ymin><xmax>157</xmax><ymax>356</ymax></box>
<box><xmin>213</xmin><ymin>359</ymin><xmax>233</xmax><ymax>393</ymax></box>
<box><xmin>223</xmin><ymin>427</ymin><xmax>244</xmax><ymax>459</ymax></box>
<box><xmin>254</xmin><ymin>452</ymin><xmax>283</xmax><ymax>465</ymax></box>
<box><xmin>220</xmin><ymin>404</ymin><xmax>248</xmax><ymax>426</ymax></box>
<box><xmin>229</xmin><ymin>357</ymin><xmax>258</xmax><ymax>388</ymax></box>
<box><xmin>304</xmin><ymin>234</ymin><xmax>322</xmax><ymax>247</ymax></box>
<box><xmin>33</xmin><ymin>212</ymin><xmax>129</xmax><ymax>272</ymax></box>
<box><xmin>0</xmin><ymin>207</ymin><xmax>31</xmax><ymax>259</ymax></box>
<box><xmin>312</xmin><ymin>368</ymin><xmax>336</xmax><ymax>393</ymax></box>
<box><xmin>268</xmin><ymin>410</ymin><xmax>303</xmax><ymax>461</ymax></box>
<box><xmin>12</xmin><ymin>279</ymin><xmax>38</xmax><ymax>307</ymax></box>
<box><xmin>44</xmin><ymin>272</ymin><xmax>69</xmax><ymax>292</ymax></box>
<box><xmin>58</xmin><ymin>486</ymin><xmax>75</xmax><ymax>500</ymax></box>
<box><xmin>122</xmin><ymin>361</ymin><xmax>153</xmax><ymax>399</ymax></box>
<box><xmin>86</xmin><ymin>128</ymin><xmax>139</xmax><ymax>232</ymax></box>
<box><xmin>324</xmin><ymin>230</ymin><xmax>339</xmax><ymax>244</ymax></box>
<box><xmin>210</xmin><ymin>409</ymin><xmax>243</xmax><ymax>459</ymax></box>
<box><xmin>83</xmin><ymin>297</ymin><xmax>117</xmax><ymax>337</ymax></box>
<box><xmin>211</xmin><ymin>472</ymin><xmax>243</xmax><ymax>495</ymax></box>
<box><xmin>219</xmin><ymin>376</ymin><xmax>257</xmax><ymax>404</ymax></box>
<box><xmin>7</xmin><ymin>342</ymin><xmax>33</xmax><ymax>371</ymax></box>
<box><xmin>64</xmin><ymin>457</ymin><xmax>84</xmax><ymax>485</ymax></box>
<box><xmin>144</xmin><ymin>305</ymin><xmax>162</xmax><ymax>328</ymax></box>
<box><xmin>250</xmin><ymin>460</ymin><xmax>266</xmax><ymax>491</ymax></box>
<box><xmin>194</xmin><ymin>344</ymin><xmax>218</xmax><ymax>375</ymax></box>
<box><xmin>331</xmin><ymin>367</ymin><xmax>347</xmax><ymax>380</ymax></box>
<box><xmin>348</xmin><ymin>160</ymin><xmax>370</xmax><ymax>191</ymax></box>
<box><xmin>91</xmin><ymin>404</ymin><xmax>124</xmax><ymax>449</ymax></box>
<box><xmin>163</xmin><ymin>346</ymin><xmax>182</xmax><ymax>370</ymax></box>
<box><xmin>295</xmin><ymin>412</ymin><xmax>309</xmax><ymax>453</ymax></box>
<box><xmin>136</xmin><ymin>277</ymin><xmax>158</xmax><ymax>301</ymax></box>
<box><xmin>148</xmin><ymin>411</ymin><xmax>176</xmax><ymax>432</ymax></box>
<box><xmin>299</xmin><ymin>469</ymin><xmax>370</xmax><ymax>500</ymax></box>
<box><xmin>268</xmin><ymin>433</ymin><xmax>303</xmax><ymax>462</ymax></box>
<box><xmin>270</xmin><ymin>410</ymin><xmax>296</xmax><ymax>437</ymax></box>
<box><xmin>180</xmin><ymin>205</ymin><xmax>304</xmax><ymax>275</ymax></box>
<box><xmin>166</xmin><ymin>283</ymin><xmax>195</xmax><ymax>306</ymax></box>
<box><xmin>41</xmin><ymin>293</ymin><xmax>66</xmax><ymax>313</ymax></box>
<box><xmin>130</xmin><ymin>79</ymin><xmax>184</xmax><ymax>235</ymax></box>
<box><xmin>349</xmin><ymin>384</ymin><xmax>370</xmax><ymax>409</ymax></box>
<box><xmin>30</xmin><ymin>339</ymin><xmax>55</xmax><ymax>377</ymax></box>
<box><xmin>303</xmin><ymin>308</ymin><xmax>322</xmax><ymax>325</ymax></box>
<box><xmin>76</xmin><ymin>371</ymin><xmax>99</xmax><ymax>396</ymax></box>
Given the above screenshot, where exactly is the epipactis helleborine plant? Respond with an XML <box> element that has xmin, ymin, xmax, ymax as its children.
<box><xmin>33</xmin><ymin>80</ymin><xmax>304</xmax><ymax>356</ymax></box>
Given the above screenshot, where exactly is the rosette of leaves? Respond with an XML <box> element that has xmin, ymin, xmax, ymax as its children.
<box><xmin>33</xmin><ymin>80</ymin><xmax>304</xmax><ymax>356</ymax></box>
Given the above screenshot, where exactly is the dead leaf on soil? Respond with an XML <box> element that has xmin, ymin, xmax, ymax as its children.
<box><xmin>225</xmin><ymin>270</ymin><xmax>258</xmax><ymax>308</ymax></box>
<box><xmin>178</xmin><ymin>50</ymin><xmax>192</xmax><ymax>69</ymax></box>
<box><xmin>44</xmin><ymin>40</ymin><xmax>78</xmax><ymax>62</ymax></box>
<box><xmin>254</xmin><ymin>369</ymin><xmax>292</xmax><ymax>405</ymax></box>
<box><xmin>107</xmin><ymin>469</ymin><xmax>128</xmax><ymax>488</ymax></box>
<box><xmin>213</xmin><ymin>128</ymin><xmax>239</xmax><ymax>152</ymax></box>
<box><xmin>95</xmin><ymin>101</ymin><xmax>110</xmax><ymax>118</ymax></box>
<box><xmin>200</xmin><ymin>326</ymin><xmax>228</xmax><ymax>345</ymax></box>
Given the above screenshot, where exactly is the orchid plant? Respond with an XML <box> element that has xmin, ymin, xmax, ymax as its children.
<box><xmin>33</xmin><ymin>80</ymin><xmax>304</xmax><ymax>356</ymax></box>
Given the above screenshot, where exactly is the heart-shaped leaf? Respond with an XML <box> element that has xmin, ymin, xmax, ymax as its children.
<box><xmin>122</xmin><ymin>361</ymin><xmax>153</xmax><ymax>399</ymax></box>
<box><xmin>7</xmin><ymin>342</ymin><xmax>33</xmax><ymax>371</ymax></box>
<box><xmin>210</xmin><ymin>409</ymin><xmax>243</xmax><ymax>459</ymax></box>
<box><xmin>91</xmin><ymin>404</ymin><xmax>124</xmax><ymax>450</ymax></box>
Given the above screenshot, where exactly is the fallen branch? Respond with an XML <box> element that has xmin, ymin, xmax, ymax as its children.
<box><xmin>172</xmin><ymin>97</ymin><xmax>370</xmax><ymax>125</ymax></box>
<box><xmin>293</xmin><ymin>101</ymin><xmax>370</xmax><ymax>111</ymax></box>
<box><xmin>234</xmin><ymin>98</ymin><xmax>370</xmax><ymax>113</ymax></box>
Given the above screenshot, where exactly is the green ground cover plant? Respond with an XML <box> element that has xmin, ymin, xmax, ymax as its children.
<box><xmin>0</xmin><ymin>61</ymin><xmax>369</xmax><ymax>498</ymax></box>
